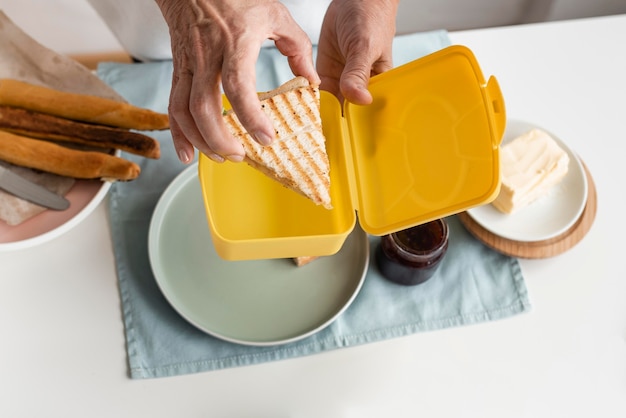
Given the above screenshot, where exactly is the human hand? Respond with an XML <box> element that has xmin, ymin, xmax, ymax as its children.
<box><xmin>155</xmin><ymin>0</ymin><xmax>320</xmax><ymax>164</ymax></box>
<box><xmin>316</xmin><ymin>0</ymin><xmax>399</xmax><ymax>105</ymax></box>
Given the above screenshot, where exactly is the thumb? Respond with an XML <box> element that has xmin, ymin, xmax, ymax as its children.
<box><xmin>339</xmin><ymin>60</ymin><xmax>373</xmax><ymax>105</ymax></box>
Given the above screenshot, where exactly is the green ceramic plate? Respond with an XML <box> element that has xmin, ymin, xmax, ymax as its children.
<box><xmin>148</xmin><ymin>164</ymin><xmax>369</xmax><ymax>346</ymax></box>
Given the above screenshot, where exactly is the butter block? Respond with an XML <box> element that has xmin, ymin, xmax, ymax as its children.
<box><xmin>492</xmin><ymin>128</ymin><xmax>569</xmax><ymax>214</ymax></box>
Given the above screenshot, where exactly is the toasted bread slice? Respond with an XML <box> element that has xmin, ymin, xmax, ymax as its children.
<box><xmin>223</xmin><ymin>77</ymin><xmax>332</xmax><ymax>209</ymax></box>
<box><xmin>292</xmin><ymin>256</ymin><xmax>320</xmax><ymax>267</ymax></box>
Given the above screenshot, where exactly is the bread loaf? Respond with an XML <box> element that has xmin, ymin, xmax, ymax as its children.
<box><xmin>0</xmin><ymin>105</ymin><xmax>160</xmax><ymax>158</ymax></box>
<box><xmin>0</xmin><ymin>130</ymin><xmax>140</xmax><ymax>181</ymax></box>
<box><xmin>0</xmin><ymin>78</ymin><xmax>169</xmax><ymax>131</ymax></box>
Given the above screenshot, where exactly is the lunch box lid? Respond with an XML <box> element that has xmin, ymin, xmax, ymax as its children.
<box><xmin>339</xmin><ymin>44</ymin><xmax>505</xmax><ymax>235</ymax></box>
<box><xmin>198</xmin><ymin>45</ymin><xmax>505</xmax><ymax>260</ymax></box>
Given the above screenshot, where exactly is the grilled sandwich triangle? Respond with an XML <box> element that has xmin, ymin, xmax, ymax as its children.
<box><xmin>223</xmin><ymin>76</ymin><xmax>332</xmax><ymax>209</ymax></box>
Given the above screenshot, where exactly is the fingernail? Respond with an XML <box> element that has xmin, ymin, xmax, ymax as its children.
<box><xmin>178</xmin><ymin>149</ymin><xmax>192</xmax><ymax>163</ymax></box>
<box><xmin>207</xmin><ymin>152</ymin><xmax>225</xmax><ymax>163</ymax></box>
<box><xmin>225</xmin><ymin>154</ymin><xmax>245</xmax><ymax>162</ymax></box>
<box><xmin>253</xmin><ymin>131</ymin><xmax>273</xmax><ymax>146</ymax></box>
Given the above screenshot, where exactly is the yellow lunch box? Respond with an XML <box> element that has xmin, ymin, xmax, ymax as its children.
<box><xmin>199</xmin><ymin>45</ymin><xmax>506</xmax><ymax>260</ymax></box>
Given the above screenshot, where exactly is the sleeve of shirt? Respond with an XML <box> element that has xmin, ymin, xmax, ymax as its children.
<box><xmin>86</xmin><ymin>0</ymin><xmax>332</xmax><ymax>61</ymax></box>
<box><xmin>86</xmin><ymin>0</ymin><xmax>172</xmax><ymax>61</ymax></box>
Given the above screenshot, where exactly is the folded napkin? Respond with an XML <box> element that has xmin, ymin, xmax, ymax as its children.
<box><xmin>99</xmin><ymin>30</ymin><xmax>531</xmax><ymax>379</ymax></box>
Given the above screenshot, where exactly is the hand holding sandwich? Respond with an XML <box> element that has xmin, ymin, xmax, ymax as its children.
<box><xmin>155</xmin><ymin>0</ymin><xmax>399</xmax><ymax>165</ymax></box>
<box><xmin>155</xmin><ymin>0</ymin><xmax>320</xmax><ymax>164</ymax></box>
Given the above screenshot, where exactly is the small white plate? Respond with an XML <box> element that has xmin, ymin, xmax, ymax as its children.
<box><xmin>0</xmin><ymin>178</ymin><xmax>112</xmax><ymax>251</ymax></box>
<box><xmin>148</xmin><ymin>164</ymin><xmax>370</xmax><ymax>346</ymax></box>
<box><xmin>467</xmin><ymin>120</ymin><xmax>588</xmax><ymax>242</ymax></box>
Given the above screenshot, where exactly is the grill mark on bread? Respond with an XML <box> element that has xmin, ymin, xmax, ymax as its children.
<box><xmin>288</xmin><ymin>133</ymin><xmax>326</xmax><ymax>200</ymax></box>
<box><xmin>223</xmin><ymin>77</ymin><xmax>332</xmax><ymax>208</ymax></box>
<box><xmin>253</xmin><ymin>90</ymin><xmax>329</xmax><ymax>203</ymax></box>
<box><xmin>272</xmin><ymin>92</ymin><xmax>328</xmax><ymax>191</ymax></box>
<box><xmin>245</xmin><ymin>132</ymin><xmax>321</xmax><ymax>203</ymax></box>
<box><xmin>270</xmin><ymin>90</ymin><xmax>309</xmax><ymax>134</ymax></box>
<box><xmin>286</xmin><ymin>89</ymin><xmax>307</xmax><ymax>129</ymax></box>
<box><xmin>297</xmin><ymin>131</ymin><xmax>330</xmax><ymax>188</ymax></box>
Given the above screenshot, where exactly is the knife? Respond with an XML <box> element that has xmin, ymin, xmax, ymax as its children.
<box><xmin>0</xmin><ymin>165</ymin><xmax>70</xmax><ymax>211</ymax></box>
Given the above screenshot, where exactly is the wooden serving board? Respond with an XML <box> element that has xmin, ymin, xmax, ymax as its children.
<box><xmin>458</xmin><ymin>162</ymin><xmax>597</xmax><ymax>259</ymax></box>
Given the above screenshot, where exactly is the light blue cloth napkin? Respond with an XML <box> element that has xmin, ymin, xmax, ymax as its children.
<box><xmin>99</xmin><ymin>30</ymin><xmax>531</xmax><ymax>379</ymax></box>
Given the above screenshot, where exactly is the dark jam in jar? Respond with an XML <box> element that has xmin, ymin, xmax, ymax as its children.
<box><xmin>375</xmin><ymin>219</ymin><xmax>449</xmax><ymax>286</ymax></box>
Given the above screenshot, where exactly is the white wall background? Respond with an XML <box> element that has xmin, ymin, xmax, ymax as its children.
<box><xmin>1</xmin><ymin>0</ymin><xmax>122</xmax><ymax>54</ymax></box>
<box><xmin>396</xmin><ymin>0</ymin><xmax>626</xmax><ymax>33</ymax></box>
<box><xmin>1</xmin><ymin>0</ymin><xmax>626</xmax><ymax>55</ymax></box>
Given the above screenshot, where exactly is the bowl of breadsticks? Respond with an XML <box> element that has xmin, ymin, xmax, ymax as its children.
<box><xmin>0</xmin><ymin>78</ymin><xmax>168</xmax><ymax>251</ymax></box>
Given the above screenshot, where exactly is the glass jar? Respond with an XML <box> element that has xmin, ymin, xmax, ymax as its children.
<box><xmin>375</xmin><ymin>219</ymin><xmax>449</xmax><ymax>286</ymax></box>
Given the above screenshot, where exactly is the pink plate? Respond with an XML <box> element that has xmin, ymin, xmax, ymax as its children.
<box><xmin>0</xmin><ymin>179</ymin><xmax>112</xmax><ymax>251</ymax></box>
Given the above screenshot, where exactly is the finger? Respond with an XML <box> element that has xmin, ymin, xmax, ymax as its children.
<box><xmin>267</xmin><ymin>5</ymin><xmax>320</xmax><ymax>86</ymax></box>
<box><xmin>170</xmin><ymin>71</ymin><xmax>229</xmax><ymax>163</ymax></box>
<box><xmin>341</xmin><ymin>48</ymin><xmax>394</xmax><ymax>105</ymax></box>
<box><xmin>318</xmin><ymin>54</ymin><xmax>347</xmax><ymax>102</ymax></box>
<box><xmin>221</xmin><ymin>43</ymin><xmax>275</xmax><ymax>147</ymax></box>
<box><xmin>318</xmin><ymin>75</ymin><xmax>342</xmax><ymax>104</ymax></box>
<box><xmin>339</xmin><ymin>56</ymin><xmax>374</xmax><ymax>105</ymax></box>
<box><xmin>275</xmin><ymin>30</ymin><xmax>320</xmax><ymax>86</ymax></box>
<box><xmin>169</xmin><ymin>116</ymin><xmax>195</xmax><ymax>164</ymax></box>
<box><xmin>188</xmin><ymin>72</ymin><xmax>246</xmax><ymax>161</ymax></box>
<box><xmin>169</xmin><ymin>74</ymin><xmax>217</xmax><ymax>159</ymax></box>
<box><xmin>371</xmin><ymin>57</ymin><xmax>393</xmax><ymax>76</ymax></box>
<box><xmin>169</xmin><ymin>72</ymin><xmax>210</xmax><ymax>161</ymax></box>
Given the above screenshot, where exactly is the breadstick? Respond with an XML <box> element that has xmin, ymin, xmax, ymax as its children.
<box><xmin>0</xmin><ymin>130</ymin><xmax>140</xmax><ymax>181</ymax></box>
<box><xmin>0</xmin><ymin>105</ymin><xmax>160</xmax><ymax>158</ymax></box>
<box><xmin>0</xmin><ymin>78</ymin><xmax>169</xmax><ymax>131</ymax></box>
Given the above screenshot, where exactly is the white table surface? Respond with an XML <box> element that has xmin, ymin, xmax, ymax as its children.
<box><xmin>2</xmin><ymin>14</ymin><xmax>625</xmax><ymax>418</ymax></box>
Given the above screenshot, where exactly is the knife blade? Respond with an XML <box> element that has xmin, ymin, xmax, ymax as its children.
<box><xmin>0</xmin><ymin>165</ymin><xmax>70</xmax><ymax>211</ymax></box>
